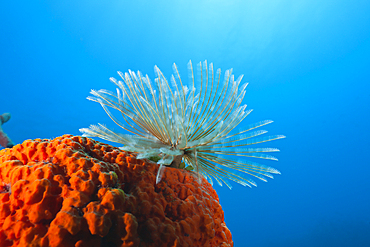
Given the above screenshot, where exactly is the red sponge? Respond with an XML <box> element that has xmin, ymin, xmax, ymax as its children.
<box><xmin>0</xmin><ymin>135</ymin><xmax>233</xmax><ymax>247</ymax></box>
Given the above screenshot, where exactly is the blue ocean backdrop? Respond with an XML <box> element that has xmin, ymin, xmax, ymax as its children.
<box><xmin>1</xmin><ymin>1</ymin><xmax>370</xmax><ymax>246</ymax></box>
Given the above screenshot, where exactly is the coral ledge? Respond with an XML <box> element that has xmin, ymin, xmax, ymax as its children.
<box><xmin>0</xmin><ymin>135</ymin><xmax>233</xmax><ymax>247</ymax></box>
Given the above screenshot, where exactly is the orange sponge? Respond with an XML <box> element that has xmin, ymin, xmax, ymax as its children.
<box><xmin>0</xmin><ymin>135</ymin><xmax>233</xmax><ymax>247</ymax></box>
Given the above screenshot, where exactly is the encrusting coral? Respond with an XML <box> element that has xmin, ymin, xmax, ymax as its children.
<box><xmin>0</xmin><ymin>135</ymin><xmax>233</xmax><ymax>247</ymax></box>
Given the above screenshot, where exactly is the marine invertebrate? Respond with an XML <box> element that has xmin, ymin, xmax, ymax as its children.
<box><xmin>0</xmin><ymin>135</ymin><xmax>233</xmax><ymax>247</ymax></box>
<box><xmin>80</xmin><ymin>61</ymin><xmax>285</xmax><ymax>188</ymax></box>
<box><xmin>0</xmin><ymin>113</ymin><xmax>14</xmax><ymax>148</ymax></box>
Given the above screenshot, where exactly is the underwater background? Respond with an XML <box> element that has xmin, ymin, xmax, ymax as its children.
<box><xmin>1</xmin><ymin>1</ymin><xmax>369</xmax><ymax>246</ymax></box>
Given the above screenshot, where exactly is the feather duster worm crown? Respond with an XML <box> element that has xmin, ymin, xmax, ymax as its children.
<box><xmin>80</xmin><ymin>60</ymin><xmax>285</xmax><ymax>189</ymax></box>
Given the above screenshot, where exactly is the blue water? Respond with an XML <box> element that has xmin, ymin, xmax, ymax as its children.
<box><xmin>1</xmin><ymin>1</ymin><xmax>370</xmax><ymax>246</ymax></box>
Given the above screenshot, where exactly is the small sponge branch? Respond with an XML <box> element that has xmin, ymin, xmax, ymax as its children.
<box><xmin>0</xmin><ymin>113</ymin><xmax>14</xmax><ymax>148</ymax></box>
